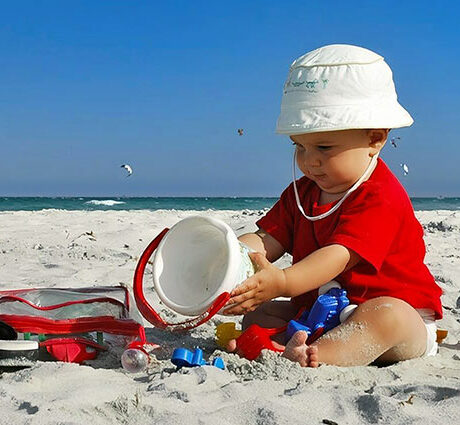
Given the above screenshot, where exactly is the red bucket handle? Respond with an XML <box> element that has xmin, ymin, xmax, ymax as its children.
<box><xmin>133</xmin><ymin>228</ymin><xmax>231</xmax><ymax>332</ymax></box>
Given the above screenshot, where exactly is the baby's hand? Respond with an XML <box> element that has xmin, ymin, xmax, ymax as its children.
<box><xmin>223</xmin><ymin>252</ymin><xmax>287</xmax><ymax>315</ymax></box>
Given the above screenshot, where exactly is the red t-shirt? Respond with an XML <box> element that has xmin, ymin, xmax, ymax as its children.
<box><xmin>257</xmin><ymin>159</ymin><xmax>443</xmax><ymax>319</ymax></box>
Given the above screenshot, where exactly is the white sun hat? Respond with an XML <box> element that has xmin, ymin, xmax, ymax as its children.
<box><xmin>276</xmin><ymin>44</ymin><xmax>414</xmax><ymax>135</ymax></box>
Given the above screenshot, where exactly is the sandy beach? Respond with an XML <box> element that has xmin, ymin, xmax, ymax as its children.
<box><xmin>0</xmin><ymin>209</ymin><xmax>459</xmax><ymax>424</ymax></box>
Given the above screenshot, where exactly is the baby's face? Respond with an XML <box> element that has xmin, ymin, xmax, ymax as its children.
<box><xmin>290</xmin><ymin>129</ymin><xmax>386</xmax><ymax>195</ymax></box>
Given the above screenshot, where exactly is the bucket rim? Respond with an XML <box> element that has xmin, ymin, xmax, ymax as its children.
<box><xmin>151</xmin><ymin>216</ymin><xmax>241</xmax><ymax>316</ymax></box>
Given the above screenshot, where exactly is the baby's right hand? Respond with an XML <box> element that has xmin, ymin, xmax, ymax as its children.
<box><xmin>222</xmin><ymin>252</ymin><xmax>287</xmax><ymax>315</ymax></box>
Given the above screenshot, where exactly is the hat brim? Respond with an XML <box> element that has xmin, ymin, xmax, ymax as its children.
<box><xmin>276</xmin><ymin>101</ymin><xmax>413</xmax><ymax>135</ymax></box>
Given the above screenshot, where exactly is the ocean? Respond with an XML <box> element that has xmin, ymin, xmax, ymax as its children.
<box><xmin>0</xmin><ymin>197</ymin><xmax>459</xmax><ymax>212</ymax></box>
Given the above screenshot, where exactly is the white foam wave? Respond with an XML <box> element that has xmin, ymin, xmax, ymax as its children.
<box><xmin>85</xmin><ymin>200</ymin><xmax>126</xmax><ymax>206</ymax></box>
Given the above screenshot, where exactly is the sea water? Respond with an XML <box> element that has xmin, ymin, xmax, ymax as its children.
<box><xmin>0</xmin><ymin>197</ymin><xmax>459</xmax><ymax>212</ymax></box>
<box><xmin>0</xmin><ymin>197</ymin><xmax>276</xmax><ymax>211</ymax></box>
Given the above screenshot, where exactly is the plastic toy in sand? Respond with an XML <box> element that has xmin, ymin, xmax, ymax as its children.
<box><xmin>171</xmin><ymin>348</ymin><xmax>225</xmax><ymax>370</ymax></box>
<box><xmin>121</xmin><ymin>339</ymin><xmax>160</xmax><ymax>373</ymax></box>
<box><xmin>216</xmin><ymin>282</ymin><xmax>358</xmax><ymax>360</ymax></box>
<box><xmin>215</xmin><ymin>322</ymin><xmax>242</xmax><ymax>349</ymax></box>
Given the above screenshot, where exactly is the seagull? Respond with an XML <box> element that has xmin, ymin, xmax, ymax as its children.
<box><xmin>390</xmin><ymin>137</ymin><xmax>401</xmax><ymax>148</ymax></box>
<box><xmin>120</xmin><ymin>164</ymin><xmax>133</xmax><ymax>177</ymax></box>
<box><xmin>400</xmin><ymin>163</ymin><xmax>409</xmax><ymax>176</ymax></box>
<box><xmin>237</xmin><ymin>128</ymin><xmax>244</xmax><ymax>136</ymax></box>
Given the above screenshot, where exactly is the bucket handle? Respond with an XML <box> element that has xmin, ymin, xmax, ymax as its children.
<box><xmin>133</xmin><ymin>228</ymin><xmax>231</xmax><ymax>332</ymax></box>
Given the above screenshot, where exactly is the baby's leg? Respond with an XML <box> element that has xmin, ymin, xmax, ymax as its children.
<box><xmin>241</xmin><ymin>300</ymin><xmax>298</xmax><ymax>330</ymax></box>
<box><xmin>227</xmin><ymin>300</ymin><xmax>298</xmax><ymax>351</ymax></box>
<box><xmin>283</xmin><ymin>296</ymin><xmax>427</xmax><ymax>367</ymax></box>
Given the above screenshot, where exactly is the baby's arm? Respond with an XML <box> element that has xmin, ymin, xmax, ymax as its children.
<box><xmin>282</xmin><ymin>244</ymin><xmax>360</xmax><ymax>297</ymax></box>
<box><xmin>238</xmin><ymin>229</ymin><xmax>286</xmax><ymax>262</ymax></box>
<box><xmin>224</xmin><ymin>243</ymin><xmax>360</xmax><ymax>315</ymax></box>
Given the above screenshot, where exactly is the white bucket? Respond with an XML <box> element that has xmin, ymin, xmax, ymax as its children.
<box><xmin>152</xmin><ymin>216</ymin><xmax>256</xmax><ymax>316</ymax></box>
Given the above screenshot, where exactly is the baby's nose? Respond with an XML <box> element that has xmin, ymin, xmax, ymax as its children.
<box><xmin>303</xmin><ymin>151</ymin><xmax>321</xmax><ymax>167</ymax></box>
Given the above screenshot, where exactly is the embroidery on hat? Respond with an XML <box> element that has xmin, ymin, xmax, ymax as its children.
<box><xmin>285</xmin><ymin>70</ymin><xmax>327</xmax><ymax>94</ymax></box>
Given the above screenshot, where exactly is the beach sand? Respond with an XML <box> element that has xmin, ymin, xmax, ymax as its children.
<box><xmin>0</xmin><ymin>209</ymin><xmax>459</xmax><ymax>424</ymax></box>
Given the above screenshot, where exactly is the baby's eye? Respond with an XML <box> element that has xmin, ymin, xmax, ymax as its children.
<box><xmin>317</xmin><ymin>145</ymin><xmax>332</xmax><ymax>151</ymax></box>
<box><xmin>292</xmin><ymin>142</ymin><xmax>304</xmax><ymax>150</ymax></box>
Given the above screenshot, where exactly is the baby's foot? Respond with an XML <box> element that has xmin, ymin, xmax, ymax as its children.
<box><xmin>282</xmin><ymin>330</ymin><xmax>319</xmax><ymax>367</ymax></box>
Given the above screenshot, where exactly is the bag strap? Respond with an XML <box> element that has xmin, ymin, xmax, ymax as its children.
<box><xmin>0</xmin><ymin>295</ymin><xmax>125</xmax><ymax>311</ymax></box>
<box><xmin>133</xmin><ymin>228</ymin><xmax>230</xmax><ymax>332</ymax></box>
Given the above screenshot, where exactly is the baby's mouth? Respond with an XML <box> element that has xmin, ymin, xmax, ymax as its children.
<box><xmin>312</xmin><ymin>173</ymin><xmax>326</xmax><ymax>180</ymax></box>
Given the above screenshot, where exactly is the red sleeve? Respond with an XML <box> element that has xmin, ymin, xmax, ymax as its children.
<box><xmin>325</xmin><ymin>189</ymin><xmax>401</xmax><ymax>271</ymax></box>
<box><xmin>256</xmin><ymin>185</ymin><xmax>295</xmax><ymax>253</ymax></box>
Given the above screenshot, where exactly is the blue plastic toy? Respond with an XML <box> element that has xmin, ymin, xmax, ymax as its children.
<box><xmin>286</xmin><ymin>287</ymin><xmax>350</xmax><ymax>343</ymax></box>
<box><xmin>171</xmin><ymin>348</ymin><xmax>225</xmax><ymax>370</ymax></box>
<box><xmin>214</xmin><ymin>285</ymin><xmax>356</xmax><ymax>361</ymax></box>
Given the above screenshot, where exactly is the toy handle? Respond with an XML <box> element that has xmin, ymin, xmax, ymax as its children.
<box><xmin>133</xmin><ymin>228</ymin><xmax>231</xmax><ymax>332</ymax></box>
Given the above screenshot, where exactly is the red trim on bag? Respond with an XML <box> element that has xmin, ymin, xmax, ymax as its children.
<box><xmin>0</xmin><ymin>314</ymin><xmax>143</xmax><ymax>336</ymax></box>
<box><xmin>0</xmin><ymin>295</ymin><xmax>126</xmax><ymax>313</ymax></box>
<box><xmin>0</xmin><ymin>286</ymin><xmax>128</xmax><ymax>296</ymax></box>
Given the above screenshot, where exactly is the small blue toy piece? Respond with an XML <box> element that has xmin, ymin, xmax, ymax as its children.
<box><xmin>171</xmin><ymin>348</ymin><xmax>225</xmax><ymax>370</ymax></box>
<box><xmin>286</xmin><ymin>288</ymin><xmax>350</xmax><ymax>343</ymax></box>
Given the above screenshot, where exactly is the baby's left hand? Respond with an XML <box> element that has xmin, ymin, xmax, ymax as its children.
<box><xmin>223</xmin><ymin>252</ymin><xmax>287</xmax><ymax>315</ymax></box>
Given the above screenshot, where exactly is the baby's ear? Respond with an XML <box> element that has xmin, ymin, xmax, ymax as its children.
<box><xmin>368</xmin><ymin>129</ymin><xmax>388</xmax><ymax>153</ymax></box>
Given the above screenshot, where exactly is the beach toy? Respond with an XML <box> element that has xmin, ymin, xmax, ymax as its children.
<box><xmin>121</xmin><ymin>347</ymin><xmax>149</xmax><ymax>373</ymax></box>
<box><xmin>41</xmin><ymin>337</ymin><xmax>106</xmax><ymax>363</ymax></box>
<box><xmin>171</xmin><ymin>348</ymin><xmax>225</xmax><ymax>370</ymax></box>
<box><xmin>226</xmin><ymin>284</ymin><xmax>356</xmax><ymax>361</ymax></box>
<box><xmin>121</xmin><ymin>340</ymin><xmax>149</xmax><ymax>373</ymax></box>
<box><xmin>133</xmin><ymin>216</ymin><xmax>256</xmax><ymax>331</ymax></box>
<box><xmin>285</xmin><ymin>287</ymin><xmax>351</xmax><ymax>342</ymax></box>
<box><xmin>216</xmin><ymin>322</ymin><xmax>242</xmax><ymax>349</ymax></box>
<box><xmin>234</xmin><ymin>324</ymin><xmax>284</xmax><ymax>360</ymax></box>
<box><xmin>152</xmin><ymin>216</ymin><xmax>255</xmax><ymax>316</ymax></box>
<box><xmin>436</xmin><ymin>329</ymin><xmax>448</xmax><ymax>344</ymax></box>
<box><xmin>121</xmin><ymin>336</ymin><xmax>160</xmax><ymax>373</ymax></box>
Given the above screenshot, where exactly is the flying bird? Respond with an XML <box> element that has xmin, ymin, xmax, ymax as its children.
<box><xmin>390</xmin><ymin>137</ymin><xmax>401</xmax><ymax>148</ymax></box>
<box><xmin>237</xmin><ymin>128</ymin><xmax>244</xmax><ymax>136</ymax></box>
<box><xmin>400</xmin><ymin>163</ymin><xmax>409</xmax><ymax>176</ymax></box>
<box><xmin>120</xmin><ymin>164</ymin><xmax>133</xmax><ymax>177</ymax></box>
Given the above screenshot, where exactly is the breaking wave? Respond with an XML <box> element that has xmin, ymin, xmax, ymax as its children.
<box><xmin>85</xmin><ymin>200</ymin><xmax>126</xmax><ymax>206</ymax></box>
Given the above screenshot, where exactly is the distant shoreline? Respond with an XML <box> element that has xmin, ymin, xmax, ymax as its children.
<box><xmin>0</xmin><ymin>196</ymin><xmax>459</xmax><ymax>212</ymax></box>
<box><xmin>1</xmin><ymin>196</ymin><xmax>459</xmax><ymax>199</ymax></box>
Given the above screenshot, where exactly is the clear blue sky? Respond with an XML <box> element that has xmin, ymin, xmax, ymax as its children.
<box><xmin>1</xmin><ymin>1</ymin><xmax>458</xmax><ymax>197</ymax></box>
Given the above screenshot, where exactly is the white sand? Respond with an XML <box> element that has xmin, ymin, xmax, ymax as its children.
<box><xmin>0</xmin><ymin>209</ymin><xmax>459</xmax><ymax>424</ymax></box>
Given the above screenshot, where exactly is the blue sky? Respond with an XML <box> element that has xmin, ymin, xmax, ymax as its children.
<box><xmin>1</xmin><ymin>1</ymin><xmax>458</xmax><ymax>197</ymax></box>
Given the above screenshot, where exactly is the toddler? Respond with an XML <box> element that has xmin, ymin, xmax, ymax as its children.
<box><xmin>224</xmin><ymin>44</ymin><xmax>442</xmax><ymax>367</ymax></box>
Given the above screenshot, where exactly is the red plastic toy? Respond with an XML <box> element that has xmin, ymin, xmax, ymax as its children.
<box><xmin>234</xmin><ymin>324</ymin><xmax>285</xmax><ymax>360</ymax></box>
